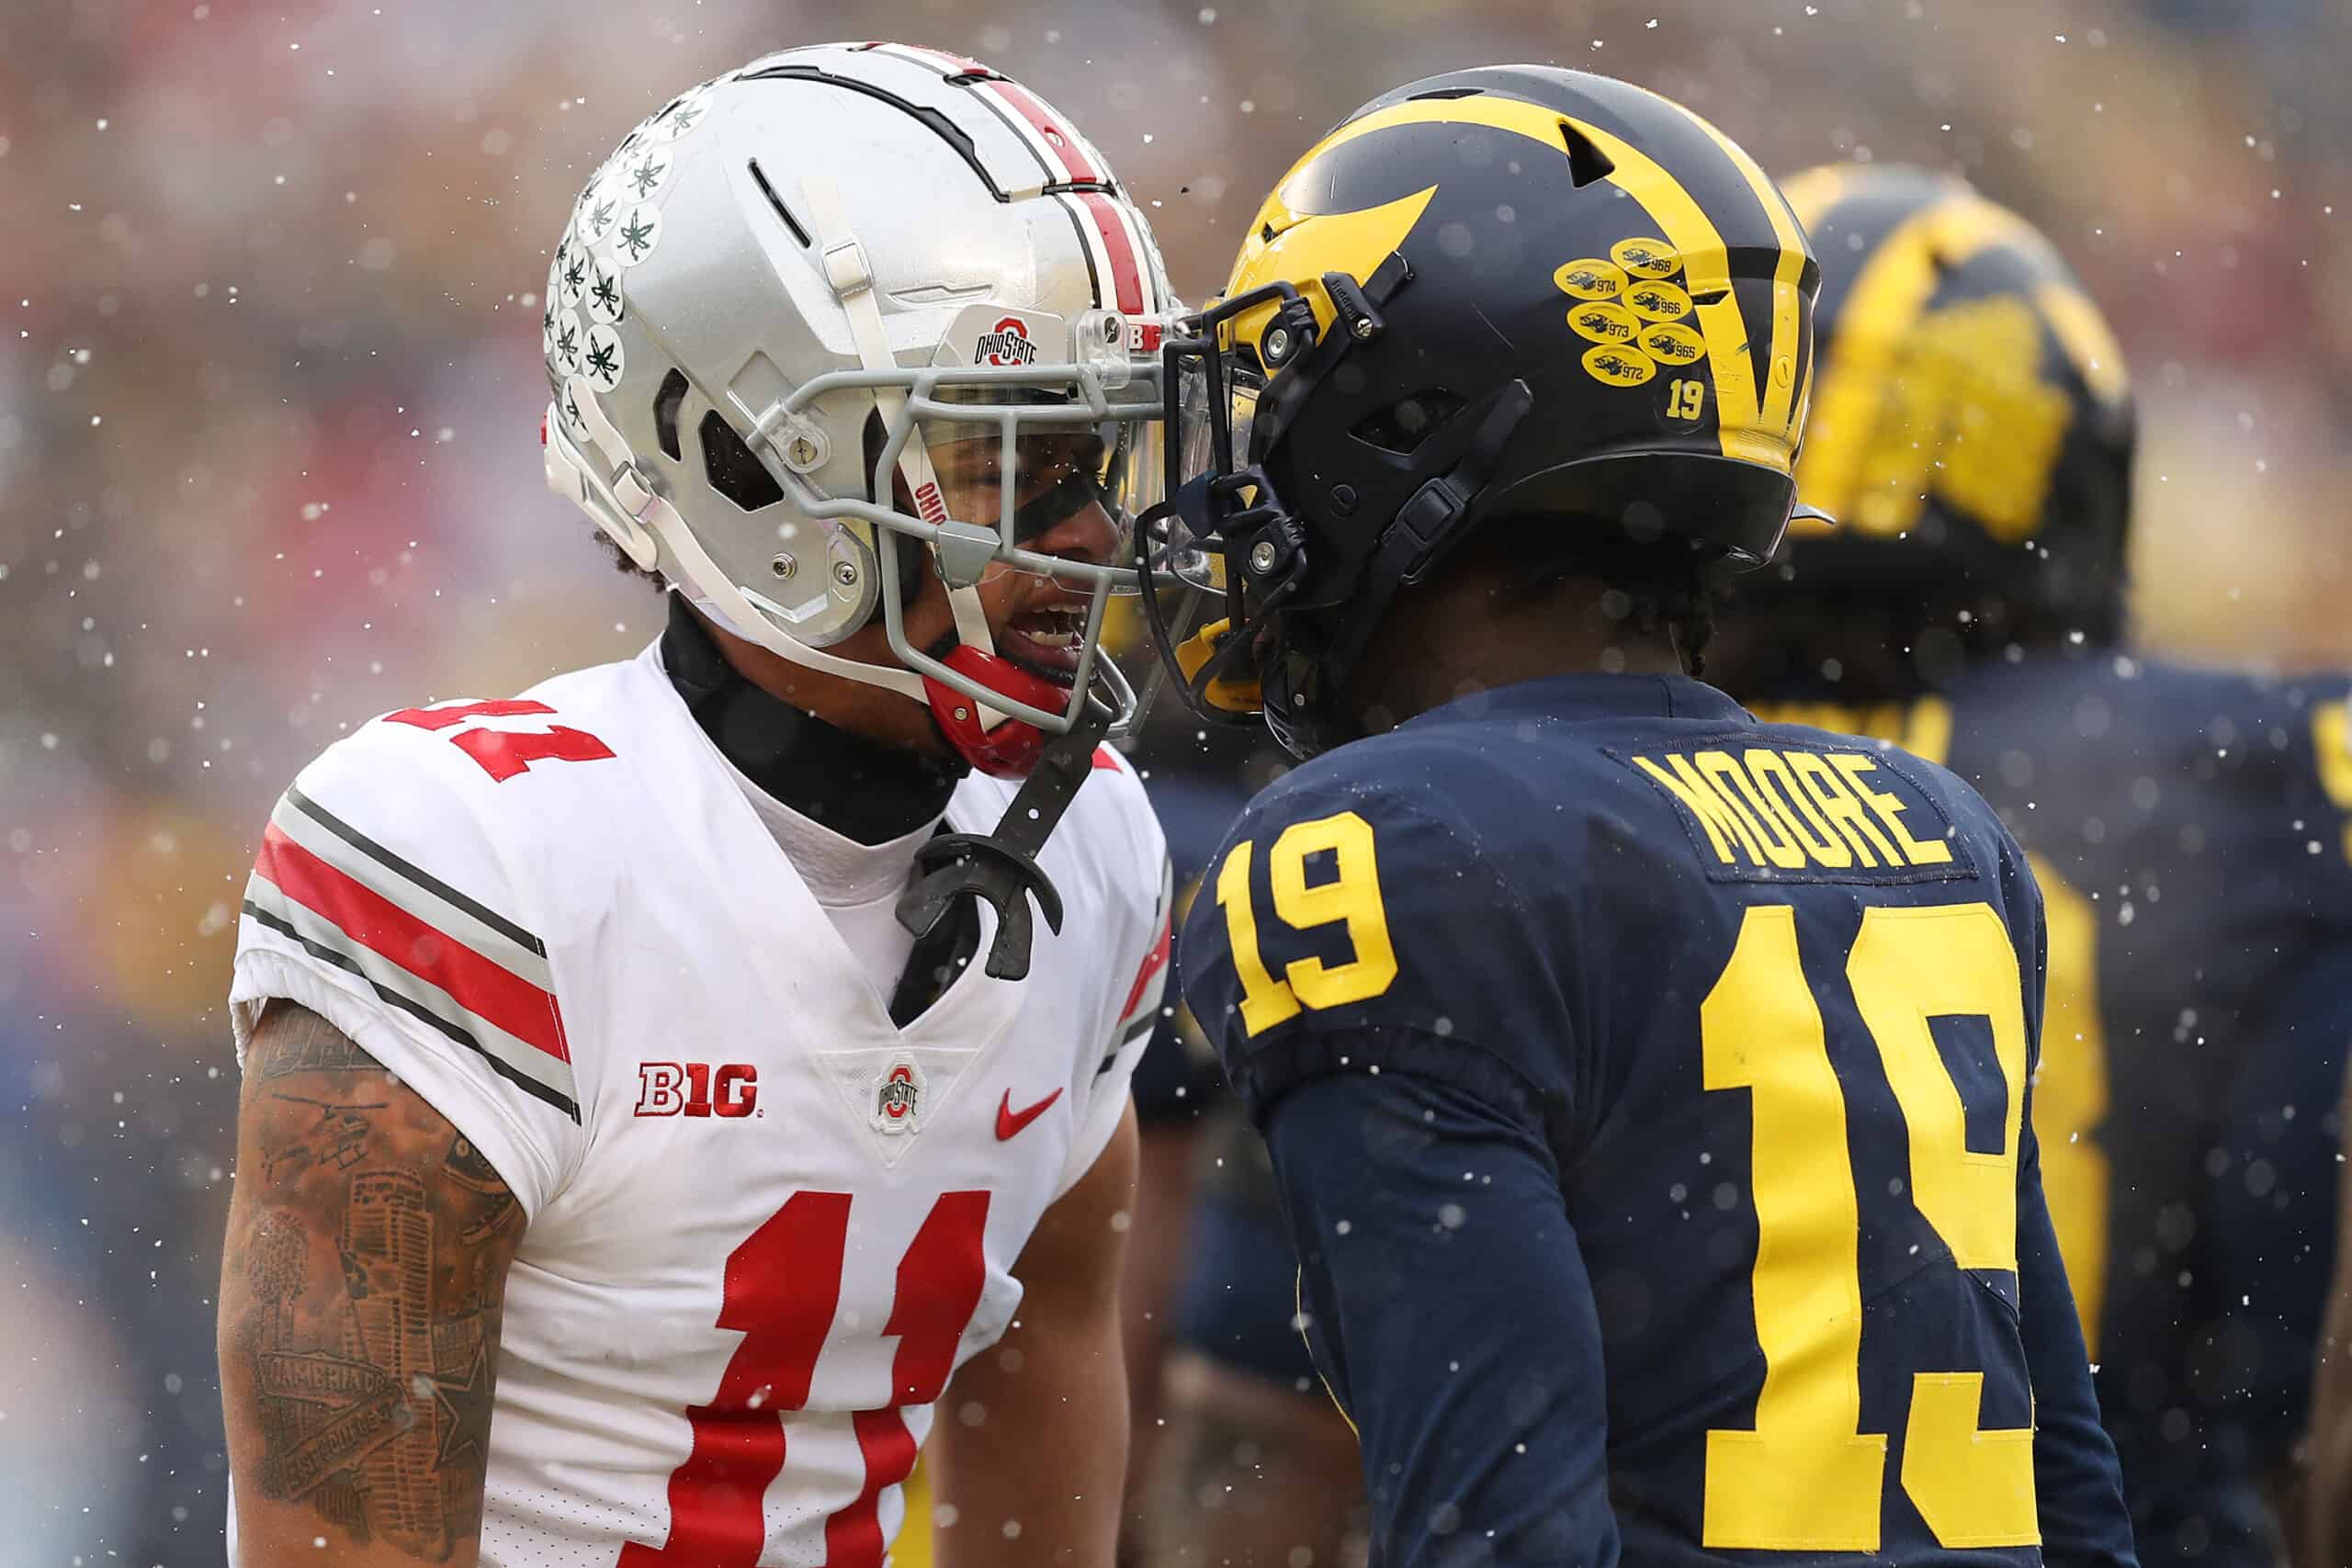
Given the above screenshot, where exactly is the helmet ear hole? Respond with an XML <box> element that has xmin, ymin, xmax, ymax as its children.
<box><xmin>699</xmin><ymin>411</ymin><xmax>785</xmax><ymax>511</ymax></box>
<box><xmin>1351</xmin><ymin>389</ymin><xmax>1465</xmax><ymax>456</ymax></box>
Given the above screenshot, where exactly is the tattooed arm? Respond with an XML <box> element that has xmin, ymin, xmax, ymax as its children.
<box><xmin>219</xmin><ymin>1000</ymin><xmax>526</xmax><ymax>1566</ymax></box>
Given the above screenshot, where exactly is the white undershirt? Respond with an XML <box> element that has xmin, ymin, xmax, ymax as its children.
<box><xmin>721</xmin><ymin>759</ymin><xmax>933</xmax><ymax>1005</ymax></box>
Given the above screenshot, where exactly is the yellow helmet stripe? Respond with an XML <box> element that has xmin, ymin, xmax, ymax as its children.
<box><xmin>1684</xmin><ymin>113</ymin><xmax>1811</xmax><ymax>451</ymax></box>
<box><xmin>1795</xmin><ymin>190</ymin><xmax>2041</xmax><ymax>522</ymax></box>
<box><xmin>1223</xmin><ymin>185</ymin><xmax>1440</xmax><ymax>350</ymax></box>
<box><xmin>2034</xmin><ymin>279</ymin><xmax>2131</xmax><ymax>406</ymax></box>
<box><xmin>1288</xmin><ymin>93</ymin><xmax>1563</xmax><ymax>168</ymax></box>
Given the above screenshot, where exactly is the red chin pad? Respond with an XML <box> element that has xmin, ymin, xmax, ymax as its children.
<box><xmin>924</xmin><ymin>646</ymin><xmax>1069</xmax><ymax>778</ymax></box>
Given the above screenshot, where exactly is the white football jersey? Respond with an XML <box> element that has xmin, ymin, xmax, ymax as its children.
<box><xmin>227</xmin><ymin>643</ymin><xmax>1170</xmax><ymax>1566</ymax></box>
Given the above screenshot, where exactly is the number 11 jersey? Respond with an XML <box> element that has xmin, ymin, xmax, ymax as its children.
<box><xmin>227</xmin><ymin>640</ymin><xmax>1170</xmax><ymax>1565</ymax></box>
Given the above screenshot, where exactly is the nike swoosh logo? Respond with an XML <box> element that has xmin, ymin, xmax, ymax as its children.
<box><xmin>996</xmin><ymin>1087</ymin><xmax>1064</xmax><ymax>1142</ymax></box>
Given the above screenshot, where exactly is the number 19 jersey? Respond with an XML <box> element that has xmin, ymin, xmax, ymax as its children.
<box><xmin>1181</xmin><ymin>671</ymin><xmax>2134</xmax><ymax>1564</ymax></box>
<box><xmin>227</xmin><ymin>641</ymin><xmax>1170</xmax><ymax>1565</ymax></box>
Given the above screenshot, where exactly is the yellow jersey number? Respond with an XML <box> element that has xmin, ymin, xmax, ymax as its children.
<box><xmin>1216</xmin><ymin>809</ymin><xmax>1400</xmax><ymax>1035</ymax></box>
<box><xmin>1745</xmin><ymin>699</ymin><xmax>2109</xmax><ymax>1356</ymax></box>
<box><xmin>1701</xmin><ymin>901</ymin><xmax>2038</xmax><ymax>1552</ymax></box>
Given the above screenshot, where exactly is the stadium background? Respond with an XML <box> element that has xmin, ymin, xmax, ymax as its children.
<box><xmin>2</xmin><ymin>0</ymin><xmax>2347</xmax><ymax>1557</ymax></box>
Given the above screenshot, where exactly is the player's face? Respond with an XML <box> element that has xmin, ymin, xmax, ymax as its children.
<box><xmin>910</xmin><ymin>432</ymin><xmax>1125</xmax><ymax>684</ymax></box>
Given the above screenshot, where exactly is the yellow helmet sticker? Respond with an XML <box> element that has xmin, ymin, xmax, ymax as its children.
<box><xmin>1641</xmin><ymin>321</ymin><xmax>1706</xmax><ymax>366</ymax></box>
<box><xmin>1611</xmin><ymin>237</ymin><xmax>1683</xmax><ymax>278</ymax></box>
<box><xmin>1584</xmin><ymin>344</ymin><xmax>1658</xmax><ymax>386</ymax></box>
<box><xmin>1626</xmin><ymin>278</ymin><xmax>1695</xmax><ymax>321</ymax></box>
<box><xmin>1567</xmin><ymin>301</ymin><xmax>1642</xmax><ymax>345</ymax></box>
<box><xmin>1554</xmin><ymin>259</ymin><xmax>1628</xmax><ymax>300</ymax></box>
<box><xmin>1556</xmin><ymin>245</ymin><xmax>1701</xmax><ymax>394</ymax></box>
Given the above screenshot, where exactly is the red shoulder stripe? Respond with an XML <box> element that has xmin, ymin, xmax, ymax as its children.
<box><xmin>254</xmin><ymin>823</ymin><xmax>572</xmax><ymax>1064</ymax></box>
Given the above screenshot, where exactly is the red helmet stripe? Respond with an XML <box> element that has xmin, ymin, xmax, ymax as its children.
<box><xmin>881</xmin><ymin>42</ymin><xmax>991</xmax><ymax>75</ymax></box>
<box><xmin>1075</xmin><ymin>191</ymin><xmax>1144</xmax><ymax>315</ymax></box>
<box><xmin>980</xmin><ymin>77</ymin><xmax>1102</xmax><ymax>184</ymax></box>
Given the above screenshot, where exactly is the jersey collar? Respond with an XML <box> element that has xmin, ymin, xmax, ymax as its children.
<box><xmin>661</xmin><ymin>592</ymin><xmax>967</xmax><ymax>845</ymax></box>
<box><xmin>1405</xmin><ymin>671</ymin><xmax>1755</xmax><ymax>731</ymax></box>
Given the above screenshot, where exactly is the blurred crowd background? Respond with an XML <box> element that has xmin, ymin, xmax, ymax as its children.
<box><xmin>3</xmin><ymin>0</ymin><xmax>2348</xmax><ymax>1558</ymax></box>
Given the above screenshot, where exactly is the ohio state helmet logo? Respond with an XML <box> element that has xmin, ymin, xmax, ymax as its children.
<box><xmin>871</xmin><ymin>1057</ymin><xmax>926</xmax><ymax>1134</ymax></box>
<box><xmin>977</xmin><ymin>316</ymin><xmax>1038</xmax><ymax>368</ymax></box>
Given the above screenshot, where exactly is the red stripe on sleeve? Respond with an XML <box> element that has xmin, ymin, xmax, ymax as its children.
<box><xmin>1076</xmin><ymin>192</ymin><xmax>1144</xmax><ymax>315</ymax></box>
<box><xmin>1120</xmin><ymin>916</ymin><xmax>1173</xmax><ymax>1022</ymax></box>
<box><xmin>254</xmin><ymin>823</ymin><xmax>571</xmax><ymax>1064</ymax></box>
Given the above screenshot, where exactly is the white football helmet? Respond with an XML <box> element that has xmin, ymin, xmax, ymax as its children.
<box><xmin>541</xmin><ymin>42</ymin><xmax>1179</xmax><ymax>774</ymax></box>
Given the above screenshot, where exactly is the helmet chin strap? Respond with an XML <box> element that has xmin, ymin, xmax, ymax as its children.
<box><xmin>897</xmin><ymin>690</ymin><xmax>1113</xmax><ymax>981</ymax></box>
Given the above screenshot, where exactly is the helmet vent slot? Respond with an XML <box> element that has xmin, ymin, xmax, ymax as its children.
<box><xmin>1558</xmin><ymin>121</ymin><xmax>1616</xmax><ymax>188</ymax></box>
<box><xmin>1351</xmin><ymin>389</ymin><xmax>1464</xmax><ymax>456</ymax></box>
<box><xmin>1690</xmin><ymin>288</ymin><xmax>1730</xmax><ymax>306</ymax></box>
<box><xmin>652</xmin><ymin>368</ymin><xmax>690</xmax><ymax>461</ymax></box>
<box><xmin>700</xmin><ymin>411</ymin><xmax>785</xmax><ymax>511</ymax></box>
<box><xmin>1408</xmin><ymin>87</ymin><xmax>1484</xmax><ymax>101</ymax></box>
<box><xmin>747</xmin><ymin>159</ymin><xmax>812</xmax><ymax>248</ymax></box>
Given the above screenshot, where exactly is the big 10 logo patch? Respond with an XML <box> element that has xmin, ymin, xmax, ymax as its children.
<box><xmin>637</xmin><ymin>1061</ymin><xmax>759</xmax><ymax>1118</ymax></box>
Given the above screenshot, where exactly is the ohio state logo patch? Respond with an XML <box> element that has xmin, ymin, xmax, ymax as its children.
<box><xmin>870</xmin><ymin>1056</ymin><xmax>926</xmax><ymax>1134</ymax></box>
<box><xmin>977</xmin><ymin>315</ymin><xmax>1038</xmax><ymax>368</ymax></box>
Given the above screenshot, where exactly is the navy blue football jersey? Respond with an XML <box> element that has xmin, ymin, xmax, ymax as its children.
<box><xmin>1181</xmin><ymin>671</ymin><xmax>2135</xmax><ymax>1568</ymax></box>
<box><xmin>1757</xmin><ymin>653</ymin><xmax>2352</xmax><ymax>1566</ymax></box>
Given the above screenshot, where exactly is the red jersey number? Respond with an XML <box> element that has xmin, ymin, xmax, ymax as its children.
<box><xmin>382</xmin><ymin>699</ymin><xmax>616</xmax><ymax>782</ymax></box>
<box><xmin>616</xmin><ymin>1190</ymin><xmax>993</xmax><ymax>1568</ymax></box>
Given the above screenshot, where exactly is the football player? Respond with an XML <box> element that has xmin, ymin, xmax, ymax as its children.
<box><xmin>1139</xmin><ymin>68</ymin><xmax>2137</xmax><ymax>1563</ymax></box>
<box><xmin>1708</xmin><ymin>165</ymin><xmax>2352</xmax><ymax>1568</ymax></box>
<box><xmin>216</xmin><ymin>45</ymin><xmax>1179</xmax><ymax>1567</ymax></box>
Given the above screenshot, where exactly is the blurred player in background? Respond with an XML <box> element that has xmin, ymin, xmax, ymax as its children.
<box><xmin>1709</xmin><ymin>164</ymin><xmax>2352</xmax><ymax>1567</ymax></box>
<box><xmin>215</xmin><ymin>46</ymin><xmax>1179</xmax><ymax>1567</ymax></box>
<box><xmin>1145</xmin><ymin>67</ymin><xmax>2132</xmax><ymax>1564</ymax></box>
